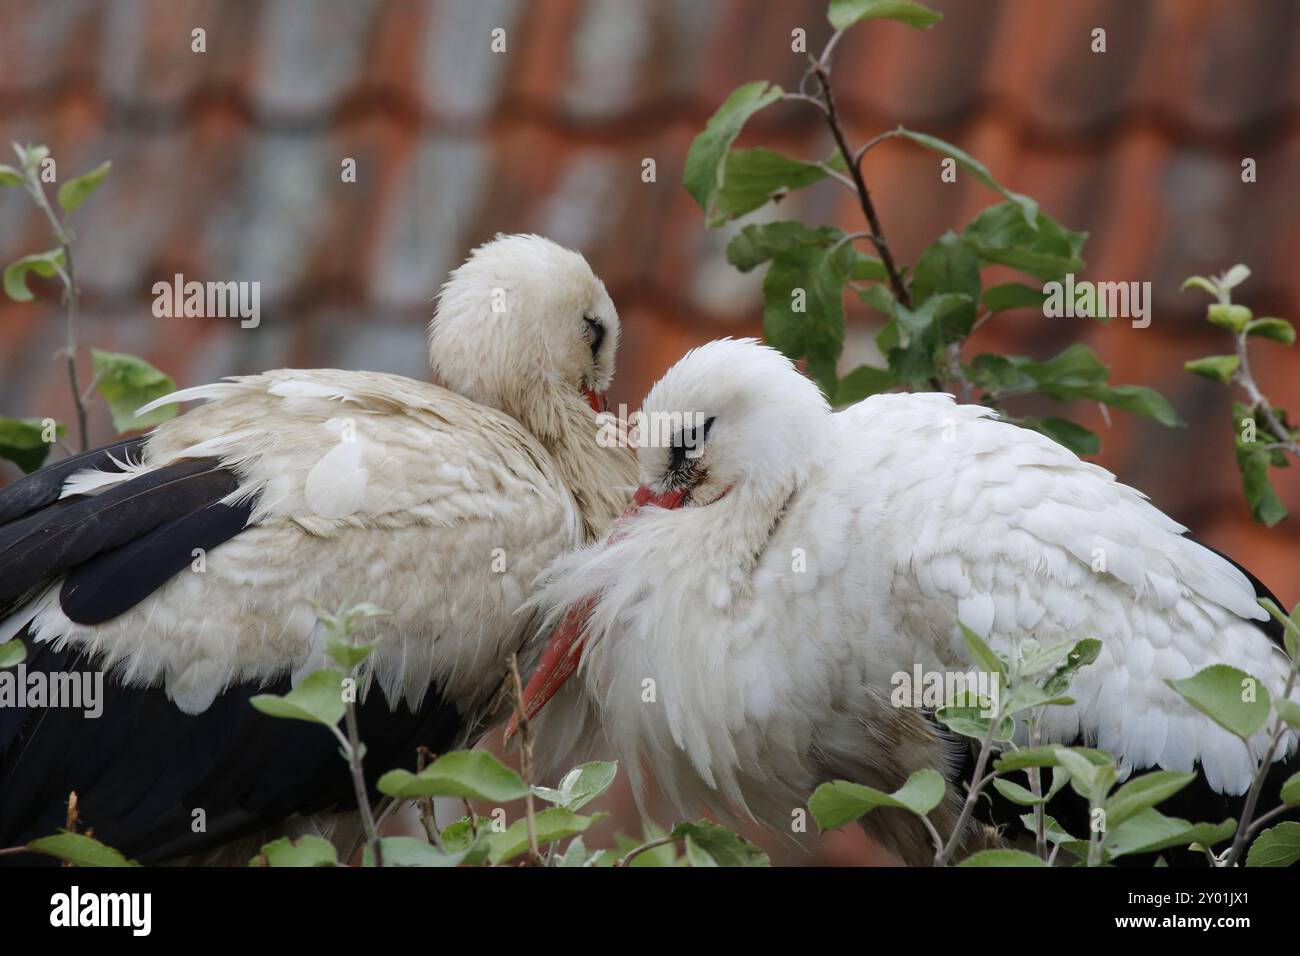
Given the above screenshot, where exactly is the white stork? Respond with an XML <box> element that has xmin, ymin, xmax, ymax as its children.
<box><xmin>517</xmin><ymin>337</ymin><xmax>1298</xmax><ymax>865</ymax></box>
<box><xmin>0</xmin><ymin>234</ymin><xmax>636</xmax><ymax>863</ymax></box>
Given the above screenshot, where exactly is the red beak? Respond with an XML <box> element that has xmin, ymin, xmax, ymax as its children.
<box><xmin>583</xmin><ymin>387</ymin><xmax>608</xmax><ymax>414</ymax></box>
<box><xmin>505</xmin><ymin>484</ymin><xmax>685</xmax><ymax>740</ymax></box>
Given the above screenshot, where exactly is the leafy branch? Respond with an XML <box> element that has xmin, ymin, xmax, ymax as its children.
<box><xmin>1183</xmin><ymin>264</ymin><xmax>1297</xmax><ymax>525</ymax></box>
<box><xmin>681</xmin><ymin>0</ymin><xmax>1180</xmax><ymax>457</ymax></box>
<box><xmin>0</xmin><ymin>143</ymin><xmax>177</xmax><ymax>474</ymax></box>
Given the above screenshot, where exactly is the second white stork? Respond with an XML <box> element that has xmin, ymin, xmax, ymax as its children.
<box><xmin>0</xmin><ymin>234</ymin><xmax>636</xmax><ymax>863</ymax></box>
<box><xmin>518</xmin><ymin>337</ymin><xmax>1298</xmax><ymax>865</ymax></box>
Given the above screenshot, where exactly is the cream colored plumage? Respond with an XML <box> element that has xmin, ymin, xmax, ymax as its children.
<box><xmin>0</xmin><ymin>234</ymin><xmax>636</xmax><ymax>862</ymax></box>
<box><xmin>526</xmin><ymin>338</ymin><xmax>1297</xmax><ymax>865</ymax></box>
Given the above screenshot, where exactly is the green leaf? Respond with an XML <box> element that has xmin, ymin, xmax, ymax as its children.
<box><xmin>3</xmin><ymin>247</ymin><xmax>64</xmax><ymax>302</ymax></box>
<box><xmin>670</xmin><ymin>821</ymin><xmax>769</xmax><ymax>867</ymax></box>
<box><xmin>980</xmin><ymin>343</ymin><xmax>1183</xmax><ymax>427</ymax></box>
<box><xmin>1184</xmin><ymin>354</ymin><xmax>1239</xmax><ymax>384</ymax></box>
<box><xmin>56</xmin><ymin>160</ymin><xmax>111</xmax><ymax>215</ymax></box>
<box><xmin>1023</xmin><ymin>417</ymin><xmax>1099</xmax><ymax>456</ymax></box>
<box><xmin>886</xmin><ymin>292</ymin><xmax>974</xmax><ymax>386</ymax></box>
<box><xmin>1242</xmin><ymin>822</ymin><xmax>1300</xmax><ymax>868</ymax></box>
<box><xmin>1277</xmin><ymin>699</ymin><xmax>1300</xmax><ymax>729</ymax></box>
<box><xmin>910</xmin><ymin>232</ymin><xmax>981</xmax><ymax>325</ymax></box>
<box><xmin>1055</xmin><ymin>747</ymin><xmax>1117</xmax><ymax>805</ymax></box>
<box><xmin>726</xmin><ymin>221</ymin><xmax>841</xmax><ymax>272</ymax></box>
<box><xmin>1019</xmin><ymin>812</ymin><xmax>1078</xmax><ymax>846</ymax></box>
<box><xmin>994</xmin><ymin>746</ymin><xmax>1111</xmax><ymax>773</ymax></box>
<box><xmin>27</xmin><ymin>831</ymin><xmax>138</xmax><ymax>867</ymax></box>
<box><xmin>1233</xmin><ymin>403</ymin><xmax>1288</xmax><ymax>526</ymax></box>
<box><xmin>861</xmin><ymin>283</ymin><xmax>898</xmax><ymax>319</ymax></box>
<box><xmin>488</xmin><ymin>808</ymin><xmax>605</xmax><ymax>865</ymax></box>
<box><xmin>762</xmin><ymin>240</ymin><xmax>856</xmax><ymax>394</ymax></box>
<box><xmin>1101</xmin><ymin>809</ymin><xmax>1228</xmax><ymax>860</ymax></box>
<box><xmin>983</xmin><ymin>282</ymin><xmax>1046</xmax><ymax>313</ymax></box>
<box><xmin>828</xmin><ymin>0</ymin><xmax>942</xmax><ymax>30</ymax></box>
<box><xmin>1245</xmin><ymin>318</ymin><xmax>1295</xmax><ymax>345</ymax></box>
<box><xmin>956</xmin><ymin>848</ymin><xmax>1047</xmax><ymax>867</ymax></box>
<box><xmin>992</xmin><ymin>778</ymin><xmax>1044</xmax><ymax>806</ymax></box>
<box><xmin>683</xmin><ymin>81</ymin><xmax>783</xmax><ymax>221</ymax></box>
<box><xmin>0</xmin><ymin>416</ymin><xmax>62</xmax><ymax>473</ymax></box>
<box><xmin>0</xmin><ymin>164</ymin><xmax>22</xmax><ymax>187</ymax></box>
<box><xmin>1245</xmin><ymin>821</ymin><xmax>1300</xmax><ymax>867</ymax></box>
<box><xmin>254</xmin><ymin>835</ymin><xmax>339</xmax><ymax>867</ymax></box>
<box><xmin>1279</xmin><ymin>772</ymin><xmax>1300</xmax><ymax>807</ymax></box>
<box><xmin>711</xmin><ymin>149</ymin><xmax>834</xmax><ymax>225</ymax></box>
<box><xmin>1086</xmin><ymin>383</ymin><xmax>1183</xmax><ymax>427</ymax></box>
<box><xmin>1040</xmin><ymin>638</ymin><xmax>1101</xmax><ymax>697</ymax></box>
<box><xmin>531</xmin><ymin>760</ymin><xmax>618</xmax><ymax>811</ymax></box>
<box><xmin>1217</xmin><ymin>264</ymin><xmax>1251</xmax><ymax>292</ymax></box>
<box><xmin>0</xmin><ymin>637</ymin><xmax>25</xmax><ymax>669</ymax></box>
<box><xmin>1180</xmin><ymin>275</ymin><xmax>1219</xmax><ymax>298</ymax></box>
<box><xmin>91</xmin><ymin>349</ymin><xmax>178</xmax><ymax>432</ymax></box>
<box><xmin>964</xmin><ymin>202</ymin><xmax>1086</xmax><ymax>282</ymax></box>
<box><xmin>250</xmin><ymin>669</ymin><xmax>346</xmax><ymax>727</ymax></box>
<box><xmin>1236</xmin><ymin>446</ymin><xmax>1287</xmax><ymax>526</ymax></box>
<box><xmin>1166</xmin><ymin>664</ymin><xmax>1271</xmax><ymax>740</ymax></box>
<box><xmin>1000</xmin><ymin>684</ymin><xmax>1074</xmax><ymax>718</ymax></box>
<box><xmin>850</xmin><ymin>254</ymin><xmax>887</xmax><ymax>281</ymax></box>
<box><xmin>1104</xmin><ymin>771</ymin><xmax>1196</xmax><ymax>828</ymax></box>
<box><xmin>377</xmin><ymin>750</ymin><xmax>530</xmax><ymax>802</ymax></box>
<box><xmin>362</xmin><ymin>835</ymin><xmax>486</xmax><ymax>868</ymax></box>
<box><xmin>958</xmin><ymin>621</ymin><xmax>1006</xmax><ymax>681</ymax></box>
<box><xmin>14</xmin><ymin>143</ymin><xmax>49</xmax><ymax>172</ymax></box>
<box><xmin>324</xmin><ymin>635</ymin><xmax>378</xmax><ymax>670</ymax></box>
<box><xmin>1206</xmin><ymin>303</ymin><xmax>1252</xmax><ymax>332</ymax></box>
<box><xmin>809</xmin><ymin>768</ymin><xmax>945</xmax><ymax>829</ymax></box>
<box><xmin>557</xmin><ymin>836</ymin><xmax>604</xmax><ymax>867</ymax></box>
<box><xmin>892</xmin><ymin>130</ymin><xmax>1036</xmax><ymax>225</ymax></box>
<box><xmin>833</xmin><ymin>364</ymin><xmax>896</xmax><ymax>406</ymax></box>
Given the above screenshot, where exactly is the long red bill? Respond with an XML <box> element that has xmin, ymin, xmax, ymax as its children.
<box><xmin>505</xmin><ymin>484</ymin><xmax>685</xmax><ymax>740</ymax></box>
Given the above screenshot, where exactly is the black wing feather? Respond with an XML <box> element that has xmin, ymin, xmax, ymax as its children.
<box><xmin>0</xmin><ymin>636</ymin><xmax>467</xmax><ymax>864</ymax></box>
<box><xmin>60</xmin><ymin>500</ymin><xmax>254</xmax><ymax>625</ymax></box>
<box><xmin>0</xmin><ymin>437</ymin><xmax>146</xmax><ymax>525</ymax></box>
<box><xmin>0</xmin><ymin>457</ymin><xmax>238</xmax><ymax>604</ymax></box>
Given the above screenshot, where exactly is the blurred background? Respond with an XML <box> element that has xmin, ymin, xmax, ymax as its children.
<box><xmin>1</xmin><ymin>0</ymin><xmax>1297</xmax><ymax>865</ymax></box>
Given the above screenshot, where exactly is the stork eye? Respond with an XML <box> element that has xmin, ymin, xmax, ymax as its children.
<box><xmin>668</xmin><ymin>415</ymin><xmax>716</xmax><ymax>475</ymax></box>
<box><xmin>583</xmin><ymin>315</ymin><xmax>605</xmax><ymax>359</ymax></box>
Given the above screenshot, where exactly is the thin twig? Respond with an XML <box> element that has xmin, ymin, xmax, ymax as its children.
<box><xmin>1234</xmin><ymin>329</ymin><xmax>1300</xmax><ymax>458</ymax></box>
<box><xmin>936</xmin><ymin>716</ymin><xmax>999</xmax><ymax>865</ymax></box>
<box><xmin>24</xmin><ymin>166</ymin><xmax>89</xmax><ymax>451</ymax></box>
<box><xmin>507</xmin><ymin>654</ymin><xmax>543</xmax><ymax>866</ymax></box>
<box><xmin>415</xmin><ymin>746</ymin><xmax>446</xmax><ymax>851</ymax></box>
<box><xmin>807</xmin><ymin>44</ymin><xmax>911</xmax><ymax>310</ymax></box>
<box><xmin>1224</xmin><ymin>651</ymin><xmax>1299</xmax><ymax>866</ymax></box>
<box><xmin>852</xmin><ymin>128</ymin><xmax>902</xmax><ymax>166</ymax></box>
<box><xmin>615</xmin><ymin>835</ymin><xmax>676</xmax><ymax>868</ymax></box>
<box><xmin>780</xmin><ymin>91</ymin><xmax>828</xmax><ymax>116</ymax></box>
<box><xmin>334</xmin><ymin>704</ymin><xmax>384</xmax><ymax>867</ymax></box>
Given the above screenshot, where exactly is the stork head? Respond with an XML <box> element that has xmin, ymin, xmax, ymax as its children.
<box><xmin>630</xmin><ymin>337</ymin><xmax>831</xmax><ymax>510</ymax></box>
<box><xmin>429</xmin><ymin>234</ymin><xmax>619</xmax><ymax>439</ymax></box>
<box><xmin>509</xmin><ymin>338</ymin><xmax>831</xmax><ymax>735</ymax></box>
